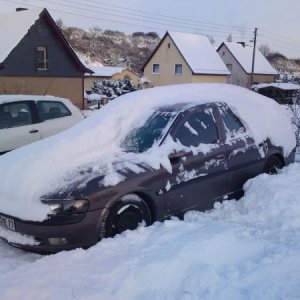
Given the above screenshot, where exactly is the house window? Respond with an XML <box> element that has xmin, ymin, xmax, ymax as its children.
<box><xmin>36</xmin><ymin>47</ymin><xmax>48</xmax><ymax>70</ymax></box>
<box><xmin>175</xmin><ymin>64</ymin><xmax>182</xmax><ymax>75</ymax></box>
<box><xmin>167</xmin><ymin>43</ymin><xmax>171</xmax><ymax>49</ymax></box>
<box><xmin>152</xmin><ymin>64</ymin><xmax>160</xmax><ymax>74</ymax></box>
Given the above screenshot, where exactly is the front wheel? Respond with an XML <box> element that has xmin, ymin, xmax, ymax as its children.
<box><xmin>99</xmin><ymin>194</ymin><xmax>152</xmax><ymax>239</ymax></box>
<box><xmin>264</xmin><ymin>155</ymin><xmax>284</xmax><ymax>175</ymax></box>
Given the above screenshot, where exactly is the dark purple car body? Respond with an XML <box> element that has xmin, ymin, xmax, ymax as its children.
<box><xmin>0</xmin><ymin>102</ymin><xmax>295</xmax><ymax>253</ymax></box>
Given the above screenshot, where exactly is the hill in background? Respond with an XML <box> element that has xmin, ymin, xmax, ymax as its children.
<box><xmin>57</xmin><ymin>21</ymin><xmax>300</xmax><ymax>76</ymax></box>
<box><xmin>267</xmin><ymin>52</ymin><xmax>300</xmax><ymax>76</ymax></box>
<box><xmin>57</xmin><ymin>20</ymin><xmax>160</xmax><ymax>74</ymax></box>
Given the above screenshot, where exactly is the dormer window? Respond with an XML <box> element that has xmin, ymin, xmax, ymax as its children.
<box><xmin>36</xmin><ymin>47</ymin><xmax>48</xmax><ymax>70</ymax></box>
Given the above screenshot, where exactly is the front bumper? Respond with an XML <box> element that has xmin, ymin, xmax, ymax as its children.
<box><xmin>0</xmin><ymin>208</ymin><xmax>106</xmax><ymax>254</ymax></box>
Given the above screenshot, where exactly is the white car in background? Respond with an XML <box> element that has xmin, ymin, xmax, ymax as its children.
<box><xmin>0</xmin><ymin>95</ymin><xmax>84</xmax><ymax>154</ymax></box>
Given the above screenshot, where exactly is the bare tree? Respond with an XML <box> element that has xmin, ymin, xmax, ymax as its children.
<box><xmin>259</xmin><ymin>44</ymin><xmax>271</xmax><ymax>57</ymax></box>
<box><xmin>56</xmin><ymin>18</ymin><xmax>63</xmax><ymax>30</ymax></box>
<box><xmin>289</xmin><ymin>91</ymin><xmax>300</xmax><ymax>151</ymax></box>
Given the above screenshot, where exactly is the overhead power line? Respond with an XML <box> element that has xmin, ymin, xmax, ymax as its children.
<box><xmin>2</xmin><ymin>0</ymin><xmax>299</xmax><ymax>56</ymax></box>
<box><xmin>34</xmin><ymin>0</ymin><xmax>248</xmax><ymax>35</ymax></box>
<box><xmin>260</xmin><ymin>29</ymin><xmax>300</xmax><ymax>46</ymax></box>
<box><xmin>52</xmin><ymin>0</ymin><xmax>252</xmax><ymax>32</ymax></box>
<box><xmin>258</xmin><ymin>34</ymin><xmax>300</xmax><ymax>53</ymax></box>
<box><xmin>2</xmin><ymin>0</ymin><xmax>252</xmax><ymax>39</ymax></box>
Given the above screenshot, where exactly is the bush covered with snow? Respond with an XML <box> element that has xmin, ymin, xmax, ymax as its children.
<box><xmin>92</xmin><ymin>78</ymin><xmax>136</xmax><ymax>99</ymax></box>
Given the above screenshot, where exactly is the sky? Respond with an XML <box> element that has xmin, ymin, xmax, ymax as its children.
<box><xmin>1</xmin><ymin>0</ymin><xmax>300</xmax><ymax>58</ymax></box>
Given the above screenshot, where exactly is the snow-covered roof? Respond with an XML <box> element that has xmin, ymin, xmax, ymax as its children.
<box><xmin>222</xmin><ymin>42</ymin><xmax>278</xmax><ymax>75</ymax></box>
<box><xmin>168</xmin><ymin>32</ymin><xmax>230</xmax><ymax>75</ymax></box>
<box><xmin>139</xmin><ymin>76</ymin><xmax>151</xmax><ymax>84</ymax></box>
<box><xmin>0</xmin><ymin>83</ymin><xmax>295</xmax><ymax>221</ymax></box>
<box><xmin>86</xmin><ymin>93</ymin><xmax>105</xmax><ymax>101</ymax></box>
<box><xmin>0</xmin><ymin>9</ymin><xmax>42</xmax><ymax>63</ymax></box>
<box><xmin>87</xmin><ymin>66</ymin><xmax>125</xmax><ymax>77</ymax></box>
<box><xmin>255</xmin><ymin>82</ymin><xmax>300</xmax><ymax>91</ymax></box>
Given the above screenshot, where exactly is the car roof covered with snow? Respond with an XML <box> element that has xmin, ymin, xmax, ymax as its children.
<box><xmin>0</xmin><ymin>95</ymin><xmax>74</xmax><ymax>105</ymax></box>
<box><xmin>0</xmin><ymin>83</ymin><xmax>296</xmax><ymax>221</ymax></box>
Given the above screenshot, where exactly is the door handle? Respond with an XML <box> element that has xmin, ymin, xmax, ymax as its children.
<box><xmin>29</xmin><ymin>129</ymin><xmax>39</xmax><ymax>134</ymax></box>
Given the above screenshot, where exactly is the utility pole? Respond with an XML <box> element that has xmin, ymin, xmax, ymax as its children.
<box><xmin>250</xmin><ymin>28</ymin><xmax>258</xmax><ymax>88</ymax></box>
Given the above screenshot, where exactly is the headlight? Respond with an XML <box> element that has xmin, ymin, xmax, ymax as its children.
<box><xmin>45</xmin><ymin>199</ymin><xmax>90</xmax><ymax>215</ymax></box>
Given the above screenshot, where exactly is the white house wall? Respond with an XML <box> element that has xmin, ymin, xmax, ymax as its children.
<box><xmin>218</xmin><ymin>44</ymin><xmax>248</xmax><ymax>87</ymax></box>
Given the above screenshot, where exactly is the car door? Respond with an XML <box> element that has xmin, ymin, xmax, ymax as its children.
<box><xmin>217</xmin><ymin>104</ymin><xmax>265</xmax><ymax>196</ymax></box>
<box><xmin>0</xmin><ymin>101</ymin><xmax>42</xmax><ymax>153</ymax></box>
<box><xmin>36</xmin><ymin>100</ymin><xmax>77</xmax><ymax>138</ymax></box>
<box><xmin>160</xmin><ymin>105</ymin><xmax>228</xmax><ymax>217</ymax></box>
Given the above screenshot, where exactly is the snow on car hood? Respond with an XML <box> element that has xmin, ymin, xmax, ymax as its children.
<box><xmin>0</xmin><ymin>83</ymin><xmax>296</xmax><ymax>221</ymax></box>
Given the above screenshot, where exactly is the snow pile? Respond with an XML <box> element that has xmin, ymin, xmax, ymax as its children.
<box><xmin>0</xmin><ymin>83</ymin><xmax>296</xmax><ymax>221</ymax></box>
<box><xmin>210</xmin><ymin>163</ymin><xmax>300</xmax><ymax>229</ymax></box>
<box><xmin>0</xmin><ymin>163</ymin><xmax>300</xmax><ymax>299</ymax></box>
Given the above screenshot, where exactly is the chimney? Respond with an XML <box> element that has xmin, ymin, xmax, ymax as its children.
<box><xmin>237</xmin><ymin>42</ymin><xmax>246</xmax><ymax>48</ymax></box>
<box><xmin>16</xmin><ymin>8</ymin><xmax>28</xmax><ymax>12</ymax></box>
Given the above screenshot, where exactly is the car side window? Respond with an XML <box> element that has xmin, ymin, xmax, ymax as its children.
<box><xmin>219</xmin><ymin>105</ymin><xmax>245</xmax><ymax>138</ymax></box>
<box><xmin>174</xmin><ymin>108</ymin><xmax>218</xmax><ymax>147</ymax></box>
<box><xmin>0</xmin><ymin>102</ymin><xmax>32</xmax><ymax>129</ymax></box>
<box><xmin>37</xmin><ymin>101</ymin><xmax>71</xmax><ymax>121</ymax></box>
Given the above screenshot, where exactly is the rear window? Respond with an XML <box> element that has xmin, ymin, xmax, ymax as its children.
<box><xmin>37</xmin><ymin>101</ymin><xmax>71</xmax><ymax>121</ymax></box>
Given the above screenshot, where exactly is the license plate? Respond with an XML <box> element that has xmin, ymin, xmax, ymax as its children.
<box><xmin>0</xmin><ymin>215</ymin><xmax>15</xmax><ymax>231</ymax></box>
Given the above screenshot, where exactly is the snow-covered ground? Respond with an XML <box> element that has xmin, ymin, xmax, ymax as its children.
<box><xmin>1</xmin><ymin>160</ymin><xmax>300</xmax><ymax>299</ymax></box>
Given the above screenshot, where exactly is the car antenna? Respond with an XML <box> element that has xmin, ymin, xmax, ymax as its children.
<box><xmin>44</xmin><ymin>78</ymin><xmax>55</xmax><ymax>96</ymax></box>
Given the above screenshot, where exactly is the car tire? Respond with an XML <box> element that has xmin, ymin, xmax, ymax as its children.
<box><xmin>264</xmin><ymin>155</ymin><xmax>284</xmax><ymax>175</ymax></box>
<box><xmin>99</xmin><ymin>194</ymin><xmax>152</xmax><ymax>239</ymax></box>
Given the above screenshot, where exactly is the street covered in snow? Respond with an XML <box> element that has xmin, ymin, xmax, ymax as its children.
<box><xmin>1</xmin><ymin>160</ymin><xmax>300</xmax><ymax>299</ymax></box>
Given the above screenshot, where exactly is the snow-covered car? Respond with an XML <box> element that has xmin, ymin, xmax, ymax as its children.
<box><xmin>0</xmin><ymin>84</ymin><xmax>296</xmax><ymax>253</ymax></box>
<box><xmin>0</xmin><ymin>95</ymin><xmax>85</xmax><ymax>154</ymax></box>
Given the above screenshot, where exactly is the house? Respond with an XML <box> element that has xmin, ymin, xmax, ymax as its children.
<box><xmin>84</xmin><ymin>66</ymin><xmax>141</xmax><ymax>92</ymax></box>
<box><xmin>253</xmin><ymin>82</ymin><xmax>300</xmax><ymax>104</ymax></box>
<box><xmin>217</xmin><ymin>42</ymin><xmax>278</xmax><ymax>88</ymax></box>
<box><xmin>0</xmin><ymin>8</ymin><xmax>91</xmax><ymax>109</ymax></box>
<box><xmin>142</xmin><ymin>31</ymin><xmax>230</xmax><ymax>87</ymax></box>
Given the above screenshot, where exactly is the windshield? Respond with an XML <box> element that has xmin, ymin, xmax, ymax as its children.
<box><xmin>122</xmin><ymin>110</ymin><xmax>178</xmax><ymax>153</ymax></box>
